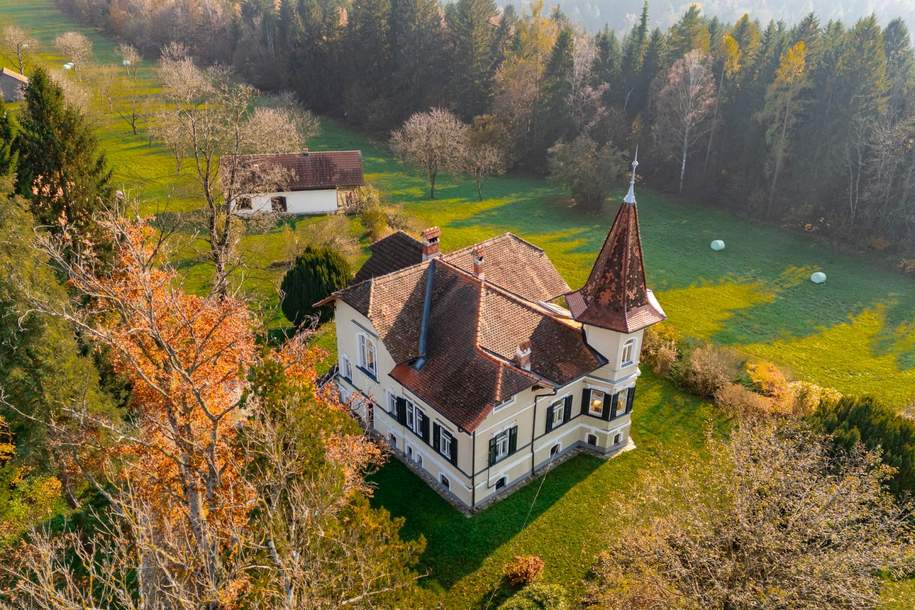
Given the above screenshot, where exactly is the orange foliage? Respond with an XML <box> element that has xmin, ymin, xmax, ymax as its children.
<box><xmin>99</xmin><ymin>223</ymin><xmax>256</xmax><ymax>531</ymax></box>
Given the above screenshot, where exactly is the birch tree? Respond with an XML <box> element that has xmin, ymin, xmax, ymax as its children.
<box><xmin>653</xmin><ymin>49</ymin><xmax>716</xmax><ymax>192</ymax></box>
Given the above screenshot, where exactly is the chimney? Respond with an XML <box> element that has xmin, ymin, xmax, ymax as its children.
<box><xmin>514</xmin><ymin>340</ymin><xmax>532</xmax><ymax>371</ymax></box>
<box><xmin>472</xmin><ymin>246</ymin><xmax>485</xmax><ymax>279</ymax></box>
<box><xmin>421</xmin><ymin>226</ymin><xmax>441</xmax><ymax>260</ymax></box>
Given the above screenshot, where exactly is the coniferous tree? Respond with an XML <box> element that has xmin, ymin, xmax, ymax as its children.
<box><xmin>0</xmin><ymin>98</ymin><xmax>15</xmax><ymax>177</ymax></box>
<box><xmin>668</xmin><ymin>4</ymin><xmax>710</xmax><ymax>60</ymax></box>
<box><xmin>14</xmin><ymin>68</ymin><xmax>111</xmax><ymax>247</ymax></box>
<box><xmin>883</xmin><ymin>18</ymin><xmax>914</xmax><ymax>123</ymax></box>
<box><xmin>447</xmin><ymin>0</ymin><xmax>500</xmax><ymax>120</ymax></box>
<box><xmin>389</xmin><ymin>0</ymin><xmax>445</xmax><ymax>122</ymax></box>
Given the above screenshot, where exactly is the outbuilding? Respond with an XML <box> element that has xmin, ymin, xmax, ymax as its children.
<box><xmin>0</xmin><ymin>67</ymin><xmax>28</xmax><ymax>102</ymax></box>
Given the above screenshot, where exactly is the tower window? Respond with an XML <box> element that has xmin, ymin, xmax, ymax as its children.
<box><xmin>621</xmin><ymin>339</ymin><xmax>636</xmax><ymax>367</ymax></box>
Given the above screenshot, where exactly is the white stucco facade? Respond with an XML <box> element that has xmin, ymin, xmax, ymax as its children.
<box><xmin>332</xmin><ymin>298</ymin><xmax>644</xmax><ymax>511</ymax></box>
<box><xmin>234</xmin><ymin>188</ymin><xmax>344</xmax><ymax>216</ymax></box>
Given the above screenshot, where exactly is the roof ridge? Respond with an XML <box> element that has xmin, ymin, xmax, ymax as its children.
<box><xmin>444</xmin><ymin>232</ymin><xmax>547</xmax><ymax>258</ymax></box>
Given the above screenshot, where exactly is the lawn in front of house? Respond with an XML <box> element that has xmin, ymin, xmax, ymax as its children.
<box><xmin>370</xmin><ymin>371</ymin><xmax>723</xmax><ymax>608</ymax></box>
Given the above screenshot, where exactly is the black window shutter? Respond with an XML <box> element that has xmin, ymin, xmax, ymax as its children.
<box><xmin>396</xmin><ymin>397</ymin><xmax>406</xmax><ymax>424</ymax></box>
<box><xmin>601</xmin><ymin>392</ymin><xmax>612</xmax><ymax>420</ymax></box>
<box><xmin>420</xmin><ymin>411</ymin><xmax>430</xmax><ymax>443</ymax></box>
<box><xmin>508</xmin><ymin>426</ymin><xmax>518</xmax><ymax>454</ymax></box>
<box><xmin>545</xmin><ymin>405</ymin><xmax>554</xmax><ymax>433</ymax></box>
<box><xmin>448</xmin><ymin>432</ymin><xmax>458</xmax><ymax>465</ymax></box>
<box><xmin>626</xmin><ymin>386</ymin><xmax>636</xmax><ymax>413</ymax></box>
<box><xmin>581</xmin><ymin>389</ymin><xmax>591</xmax><ymax>415</ymax></box>
<box><xmin>563</xmin><ymin>395</ymin><xmax>573</xmax><ymax>422</ymax></box>
<box><xmin>610</xmin><ymin>392</ymin><xmax>620</xmax><ymax>418</ymax></box>
<box><xmin>488</xmin><ymin>437</ymin><xmax>497</xmax><ymax>466</ymax></box>
<box><xmin>432</xmin><ymin>423</ymin><xmax>440</xmax><ymax>452</ymax></box>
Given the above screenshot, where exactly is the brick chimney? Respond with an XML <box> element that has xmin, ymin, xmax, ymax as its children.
<box><xmin>421</xmin><ymin>226</ymin><xmax>441</xmax><ymax>260</ymax></box>
<box><xmin>514</xmin><ymin>340</ymin><xmax>532</xmax><ymax>371</ymax></box>
<box><xmin>472</xmin><ymin>245</ymin><xmax>485</xmax><ymax>280</ymax></box>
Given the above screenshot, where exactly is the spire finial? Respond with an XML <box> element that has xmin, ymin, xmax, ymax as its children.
<box><xmin>623</xmin><ymin>146</ymin><xmax>639</xmax><ymax>205</ymax></box>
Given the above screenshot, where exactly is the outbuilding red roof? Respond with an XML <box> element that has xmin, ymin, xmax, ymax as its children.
<box><xmin>222</xmin><ymin>150</ymin><xmax>364</xmax><ymax>192</ymax></box>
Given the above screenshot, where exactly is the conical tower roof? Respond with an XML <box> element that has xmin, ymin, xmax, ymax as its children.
<box><xmin>565</xmin><ymin>153</ymin><xmax>666</xmax><ymax>333</ymax></box>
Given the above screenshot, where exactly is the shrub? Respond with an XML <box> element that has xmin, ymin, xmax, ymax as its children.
<box><xmin>747</xmin><ymin>361</ymin><xmax>792</xmax><ymax>404</ymax></box>
<box><xmin>677</xmin><ymin>343</ymin><xmax>741</xmax><ymax>397</ymax></box>
<box><xmin>360</xmin><ymin>204</ymin><xmax>390</xmax><ymax>242</ymax></box>
<box><xmin>498</xmin><ymin>583</ymin><xmax>568</xmax><ymax>610</ymax></box>
<box><xmin>503</xmin><ymin>555</ymin><xmax>545</xmax><ymax>588</ymax></box>
<box><xmin>812</xmin><ymin>396</ymin><xmax>915</xmax><ymax>497</ymax></box>
<box><xmin>714</xmin><ymin>383</ymin><xmax>778</xmax><ymax>418</ymax></box>
<box><xmin>280</xmin><ymin>246</ymin><xmax>351</xmax><ymax>327</ymax></box>
<box><xmin>347</xmin><ymin>184</ymin><xmax>383</xmax><ymax>215</ymax></box>
<box><xmin>790</xmin><ymin>381</ymin><xmax>842</xmax><ymax>416</ymax></box>
<box><xmin>642</xmin><ymin>324</ymin><xmax>680</xmax><ymax>376</ymax></box>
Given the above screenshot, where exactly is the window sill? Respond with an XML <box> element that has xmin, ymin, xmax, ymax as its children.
<box><xmin>357</xmin><ymin>366</ymin><xmax>378</xmax><ymax>382</ymax></box>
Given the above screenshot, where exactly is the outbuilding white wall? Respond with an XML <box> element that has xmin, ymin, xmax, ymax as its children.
<box><xmin>235</xmin><ymin>188</ymin><xmax>338</xmax><ymax>216</ymax></box>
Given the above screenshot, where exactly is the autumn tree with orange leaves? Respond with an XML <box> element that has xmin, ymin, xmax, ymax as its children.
<box><xmin>2</xmin><ymin>215</ymin><xmax>424</xmax><ymax>608</ymax></box>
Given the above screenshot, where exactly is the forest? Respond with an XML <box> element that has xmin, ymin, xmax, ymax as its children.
<box><xmin>58</xmin><ymin>0</ymin><xmax>915</xmax><ymax>261</ymax></box>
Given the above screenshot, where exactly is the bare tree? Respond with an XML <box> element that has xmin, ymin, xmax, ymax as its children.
<box><xmin>390</xmin><ymin>108</ymin><xmax>468</xmax><ymax>199</ymax></box>
<box><xmin>460</xmin><ymin>141</ymin><xmax>505</xmax><ymax>200</ymax></box>
<box><xmin>653</xmin><ymin>50</ymin><xmax>716</xmax><ymax>192</ymax></box>
<box><xmin>152</xmin><ymin>49</ymin><xmax>317</xmax><ymax>298</ymax></box>
<box><xmin>587</xmin><ymin>421</ymin><xmax>915</xmax><ymax>610</ymax></box>
<box><xmin>568</xmin><ymin>31</ymin><xmax>607</xmax><ymax>134</ymax></box>
<box><xmin>1</xmin><ymin>25</ymin><xmax>37</xmax><ymax>74</ymax></box>
<box><xmin>53</xmin><ymin>32</ymin><xmax>93</xmax><ymax>77</ymax></box>
<box><xmin>117</xmin><ymin>43</ymin><xmax>141</xmax><ymax>77</ymax></box>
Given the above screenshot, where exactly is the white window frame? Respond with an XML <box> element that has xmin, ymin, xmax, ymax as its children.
<box><xmin>621</xmin><ymin>338</ymin><xmax>636</xmax><ymax>367</ymax></box>
<box><xmin>341</xmin><ymin>354</ymin><xmax>352</xmax><ymax>381</ymax></box>
<box><xmin>550</xmin><ymin>399</ymin><xmax>565</xmax><ymax>428</ymax></box>
<box><xmin>589</xmin><ymin>389</ymin><xmax>606</xmax><ymax>416</ymax></box>
<box><xmin>386</xmin><ymin>391</ymin><xmax>397</xmax><ymax>415</ymax></box>
<box><xmin>357</xmin><ymin>334</ymin><xmax>377</xmax><ymax>377</ymax></box>
<box><xmin>439</xmin><ymin>428</ymin><xmax>452</xmax><ymax>457</ymax></box>
<box><xmin>494</xmin><ymin>429</ymin><xmax>510</xmax><ymax>462</ymax></box>
<box><xmin>406</xmin><ymin>401</ymin><xmax>423</xmax><ymax>435</ymax></box>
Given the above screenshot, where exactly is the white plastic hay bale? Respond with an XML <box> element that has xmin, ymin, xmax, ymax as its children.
<box><xmin>810</xmin><ymin>271</ymin><xmax>827</xmax><ymax>285</ymax></box>
<box><xmin>63</xmin><ymin>62</ymin><xmax>74</xmax><ymax>70</ymax></box>
<box><xmin>710</xmin><ymin>239</ymin><xmax>726</xmax><ymax>251</ymax></box>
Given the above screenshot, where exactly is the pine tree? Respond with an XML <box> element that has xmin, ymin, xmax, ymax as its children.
<box><xmin>883</xmin><ymin>19</ymin><xmax>914</xmax><ymax>123</ymax></box>
<box><xmin>446</xmin><ymin>0</ymin><xmax>500</xmax><ymax>120</ymax></box>
<box><xmin>619</xmin><ymin>1</ymin><xmax>649</xmax><ymax>112</ymax></box>
<box><xmin>14</xmin><ymin>68</ymin><xmax>111</xmax><ymax>248</ymax></box>
<box><xmin>389</xmin><ymin>0</ymin><xmax>445</xmax><ymax>121</ymax></box>
<box><xmin>0</xmin><ymin>98</ymin><xmax>16</xmax><ymax>177</ymax></box>
<box><xmin>668</xmin><ymin>4</ymin><xmax>710</xmax><ymax>61</ymax></box>
<box><xmin>343</xmin><ymin>0</ymin><xmax>394</xmax><ymax>128</ymax></box>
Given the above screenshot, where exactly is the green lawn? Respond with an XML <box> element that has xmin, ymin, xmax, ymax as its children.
<box><xmin>2</xmin><ymin>2</ymin><xmax>915</xmax><ymax>607</ymax></box>
<box><xmin>370</xmin><ymin>371</ymin><xmax>722</xmax><ymax>607</ymax></box>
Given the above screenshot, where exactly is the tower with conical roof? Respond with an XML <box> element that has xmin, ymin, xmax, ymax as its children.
<box><xmin>566</xmin><ymin>151</ymin><xmax>665</xmax><ymax>383</ymax></box>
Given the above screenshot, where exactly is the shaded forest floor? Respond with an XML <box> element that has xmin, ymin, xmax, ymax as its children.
<box><xmin>1</xmin><ymin>1</ymin><xmax>914</xmax><ymax>607</ymax></box>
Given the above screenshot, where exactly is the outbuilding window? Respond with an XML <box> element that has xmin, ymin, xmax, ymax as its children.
<box><xmin>237</xmin><ymin>196</ymin><xmax>252</xmax><ymax>210</ymax></box>
<box><xmin>270</xmin><ymin>195</ymin><xmax>287</xmax><ymax>212</ymax></box>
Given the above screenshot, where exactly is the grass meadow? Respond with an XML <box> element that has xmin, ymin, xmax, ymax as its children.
<box><xmin>1</xmin><ymin>1</ymin><xmax>914</xmax><ymax>607</ymax></box>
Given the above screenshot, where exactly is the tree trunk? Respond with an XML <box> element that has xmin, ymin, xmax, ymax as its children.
<box><xmin>679</xmin><ymin>128</ymin><xmax>689</xmax><ymax>193</ymax></box>
<box><xmin>476</xmin><ymin>177</ymin><xmax>483</xmax><ymax>201</ymax></box>
<box><xmin>429</xmin><ymin>169</ymin><xmax>437</xmax><ymax>199</ymax></box>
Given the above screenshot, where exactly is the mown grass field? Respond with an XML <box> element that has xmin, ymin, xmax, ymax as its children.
<box><xmin>2</xmin><ymin>1</ymin><xmax>914</xmax><ymax>607</ymax></box>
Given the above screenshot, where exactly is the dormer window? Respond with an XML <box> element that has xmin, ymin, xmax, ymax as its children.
<box><xmin>621</xmin><ymin>338</ymin><xmax>636</xmax><ymax>367</ymax></box>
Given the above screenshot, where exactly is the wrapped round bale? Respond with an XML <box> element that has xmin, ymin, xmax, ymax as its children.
<box><xmin>710</xmin><ymin>239</ymin><xmax>726</xmax><ymax>251</ymax></box>
<box><xmin>810</xmin><ymin>271</ymin><xmax>827</xmax><ymax>284</ymax></box>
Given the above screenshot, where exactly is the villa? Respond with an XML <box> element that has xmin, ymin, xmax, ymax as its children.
<box><xmin>318</xmin><ymin>158</ymin><xmax>665</xmax><ymax>511</ymax></box>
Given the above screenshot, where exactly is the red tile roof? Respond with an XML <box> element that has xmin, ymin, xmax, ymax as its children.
<box><xmin>352</xmin><ymin>231</ymin><xmax>424</xmax><ymax>284</ymax></box>
<box><xmin>351</xmin><ymin>232</ymin><xmax>570</xmax><ymax>303</ymax></box>
<box><xmin>329</xmin><ymin>257</ymin><xmax>600</xmax><ymax>431</ymax></box>
<box><xmin>566</xmin><ymin>200</ymin><xmax>665</xmax><ymax>333</ymax></box>
<box><xmin>222</xmin><ymin>150</ymin><xmax>364</xmax><ymax>192</ymax></box>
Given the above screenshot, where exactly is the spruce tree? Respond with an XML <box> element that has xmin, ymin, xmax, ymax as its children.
<box><xmin>446</xmin><ymin>0</ymin><xmax>499</xmax><ymax>120</ymax></box>
<box><xmin>14</xmin><ymin>68</ymin><xmax>111</xmax><ymax>247</ymax></box>
<box><xmin>0</xmin><ymin>99</ymin><xmax>16</xmax><ymax>177</ymax></box>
